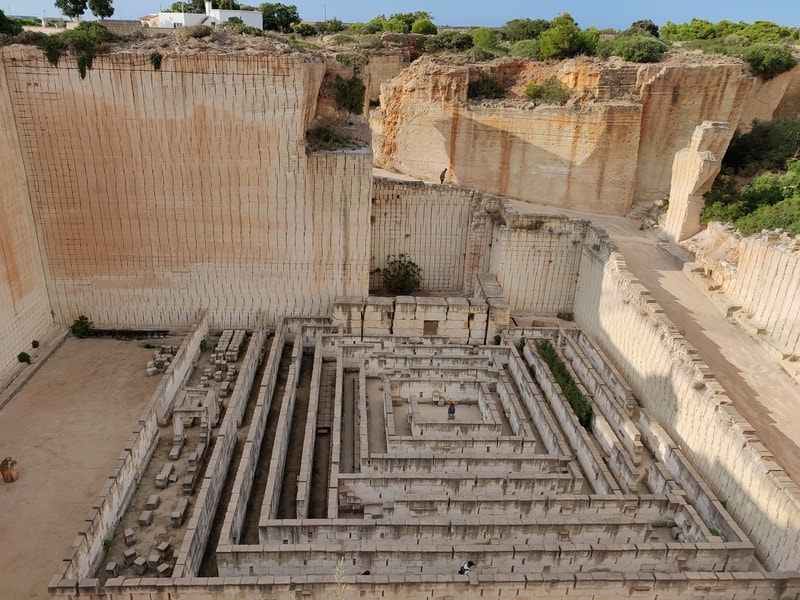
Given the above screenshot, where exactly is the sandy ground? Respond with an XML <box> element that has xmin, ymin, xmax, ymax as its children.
<box><xmin>0</xmin><ymin>337</ymin><xmax>164</xmax><ymax>599</ymax></box>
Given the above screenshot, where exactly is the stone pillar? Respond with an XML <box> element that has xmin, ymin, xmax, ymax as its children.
<box><xmin>663</xmin><ymin>121</ymin><xmax>732</xmax><ymax>243</ymax></box>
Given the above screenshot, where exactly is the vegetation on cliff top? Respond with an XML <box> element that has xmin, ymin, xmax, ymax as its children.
<box><xmin>38</xmin><ymin>21</ymin><xmax>115</xmax><ymax>78</ymax></box>
<box><xmin>702</xmin><ymin>119</ymin><xmax>800</xmax><ymax>236</ymax></box>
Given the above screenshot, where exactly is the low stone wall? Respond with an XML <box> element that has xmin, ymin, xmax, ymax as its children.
<box><xmin>51</xmin><ymin>571</ymin><xmax>800</xmax><ymax>600</ymax></box>
<box><xmin>259</xmin><ymin>329</ymin><xmax>304</xmax><ymax>524</ymax></box>
<box><xmin>153</xmin><ymin>311</ymin><xmax>209</xmax><ymax>426</ymax></box>
<box><xmin>684</xmin><ymin>223</ymin><xmax>800</xmax><ymax>366</ymax></box>
<box><xmin>573</xmin><ymin>225</ymin><xmax>800</xmax><ymax>571</ymax></box>
<box><xmin>222</xmin><ymin>320</ymin><xmax>287</xmax><ymax>545</ymax></box>
<box><xmin>296</xmin><ymin>338</ymin><xmax>322</xmax><ymax>517</ymax></box>
<box><xmin>332</xmin><ymin>294</ymin><xmax>494</xmax><ymax>343</ymax></box>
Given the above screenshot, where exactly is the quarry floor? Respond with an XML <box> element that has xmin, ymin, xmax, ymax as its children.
<box><xmin>0</xmin><ymin>199</ymin><xmax>799</xmax><ymax>598</ymax></box>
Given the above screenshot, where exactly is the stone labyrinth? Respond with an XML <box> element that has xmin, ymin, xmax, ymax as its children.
<box><xmin>83</xmin><ymin>317</ymin><xmax>759</xmax><ymax>598</ymax></box>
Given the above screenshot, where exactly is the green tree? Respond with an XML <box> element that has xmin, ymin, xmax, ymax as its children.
<box><xmin>167</xmin><ymin>2</ymin><xmax>196</xmax><ymax>11</ymax></box>
<box><xmin>259</xmin><ymin>2</ymin><xmax>299</xmax><ymax>33</ymax></box>
<box><xmin>538</xmin><ymin>13</ymin><xmax>583</xmax><ymax>59</ymax></box>
<box><xmin>471</xmin><ymin>27</ymin><xmax>500</xmax><ymax>50</ymax></box>
<box><xmin>500</xmin><ymin>18</ymin><xmax>549</xmax><ymax>42</ymax></box>
<box><xmin>629</xmin><ymin>19</ymin><xmax>659</xmax><ymax>37</ymax></box>
<box><xmin>411</xmin><ymin>18</ymin><xmax>437</xmax><ymax>35</ymax></box>
<box><xmin>88</xmin><ymin>0</ymin><xmax>114</xmax><ymax>19</ymax></box>
<box><xmin>0</xmin><ymin>9</ymin><xmax>23</xmax><ymax>35</ymax></box>
<box><xmin>55</xmin><ymin>0</ymin><xmax>88</xmax><ymax>19</ymax></box>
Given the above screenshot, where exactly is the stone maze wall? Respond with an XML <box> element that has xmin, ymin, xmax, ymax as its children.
<box><xmin>574</xmin><ymin>225</ymin><xmax>800</xmax><ymax>572</ymax></box>
<box><xmin>48</xmin><ymin>307</ymin><xmax>800</xmax><ymax>598</ymax></box>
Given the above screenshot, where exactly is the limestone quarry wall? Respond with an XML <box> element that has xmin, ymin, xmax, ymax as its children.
<box><xmin>0</xmin><ymin>57</ymin><xmax>52</xmax><ymax>375</ymax></box>
<box><xmin>371</xmin><ymin>56</ymin><xmax>761</xmax><ymax>212</ymax></box>
<box><xmin>685</xmin><ymin>223</ymin><xmax>800</xmax><ymax>359</ymax></box>
<box><xmin>490</xmin><ymin>216</ymin><xmax>588</xmax><ymax>316</ymax></box>
<box><xmin>633</xmin><ymin>61</ymin><xmax>753</xmax><ymax>203</ymax></box>
<box><xmin>573</xmin><ymin>226</ymin><xmax>800</xmax><ymax>571</ymax></box>
<box><xmin>739</xmin><ymin>62</ymin><xmax>800</xmax><ymax>131</ymax></box>
<box><xmin>370</xmin><ymin>179</ymin><xmax>491</xmax><ymax>292</ymax></box>
<box><xmin>0</xmin><ymin>48</ymin><xmax>371</xmax><ymax>331</ymax></box>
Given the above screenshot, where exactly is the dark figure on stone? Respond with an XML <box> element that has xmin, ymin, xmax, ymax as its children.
<box><xmin>440</xmin><ymin>168</ymin><xmax>447</xmax><ymax>184</ymax></box>
<box><xmin>459</xmin><ymin>561</ymin><xmax>475</xmax><ymax>574</ymax></box>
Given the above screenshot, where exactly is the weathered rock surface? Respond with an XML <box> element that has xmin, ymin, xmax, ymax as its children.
<box><xmin>371</xmin><ymin>54</ymin><xmax>775</xmax><ymax>213</ymax></box>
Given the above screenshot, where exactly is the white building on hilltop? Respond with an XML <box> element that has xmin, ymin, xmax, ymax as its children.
<box><xmin>146</xmin><ymin>1</ymin><xmax>262</xmax><ymax>30</ymax></box>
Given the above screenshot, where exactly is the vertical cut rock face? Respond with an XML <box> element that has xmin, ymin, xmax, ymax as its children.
<box><xmin>0</xmin><ymin>48</ymin><xmax>372</xmax><ymax>332</ymax></box>
<box><xmin>371</xmin><ymin>55</ymin><xmax>762</xmax><ymax>213</ymax></box>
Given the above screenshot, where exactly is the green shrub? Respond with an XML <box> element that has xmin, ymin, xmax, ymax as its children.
<box><xmin>467</xmin><ymin>77</ymin><xmax>505</xmax><ymax>99</ymax></box>
<box><xmin>525</xmin><ymin>78</ymin><xmax>571</xmax><ymax>105</ymax></box>
<box><xmin>32</xmin><ymin>340</ymin><xmax>39</xmax><ymax>349</ymax></box>
<box><xmin>380</xmin><ymin>254</ymin><xmax>422</xmax><ymax>294</ymax></box>
<box><xmin>149</xmin><ymin>51</ymin><xmax>163</xmax><ymax>70</ymax></box>
<box><xmin>17</xmin><ymin>352</ymin><xmax>31</xmax><ymax>364</ymax></box>
<box><xmin>423</xmin><ymin>31</ymin><xmax>473</xmax><ymax>52</ymax></box>
<box><xmin>463</xmin><ymin>46</ymin><xmax>496</xmax><ymax>61</ymax></box>
<box><xmin>702</xmin><ymin>160</ymin><xmax>800</xmax><ymax>235</ymax></box>
<box><xmin>609</xmin><ymin>35</ymin><xmax>668</xmax><ymax>63</ymax></box>
<box><xmin>333</xmin><ymin>74</ymin><xmax>366</xmax><ymax>114</ymax></box>
<box><xmin>179</xmin><ymin>24</ymin><xmax>212</xmax><ymax>40</ymax></box>
<box><xmin>471</xmin><ymin>27</ymin><xmax>500</xmax><ymax>50</ymax></box>
<box><xmin>305</xmin><ymin>126</ymin><xmax>347</xmax><ymax>151</ymax></box>
<box><xmin>0</xmin><ymin>9</ymin><xmax>23</xmax><ymax>36</ymax></box>
<box><xmin>410</xmin><ymin>18</ymin><xmax>437</xmax><ymax>35</ymax></box>
<box><xmin>70</xmin><ymin>315</ymin><xmax>93</xmax><ymax>338</ymax></box>
<box><xmin>741</xmin><ymin>44</ymin><xmax>797</xmax><ymax>78</ymax></box>
<box><xmin>534</xmin><ymin>340</ymin><xmax>593</xmax><ymax>429</ymax></box>
<box><xmin>293</xmin><ymin>22</ymin><xmax>317</xmax><ymax>36</ymax></box>
<box><xmin>500</xmin><ymin>18</ymin><xmax>550</xmax><ymax>42</ymax></box>
<box><xmin>722</xmin><ymin>119</ymin><xmax>800</xmax><ymax>175</ymax></box>
<box><xmin>38</xmin><ymin>21</ymin><xmax>114</xmax><ymax>76</ymax></box>
<box><xmin>509</xmin><ymin>39</ymin><xmax>540</xmax><ymax>58</ymax></box>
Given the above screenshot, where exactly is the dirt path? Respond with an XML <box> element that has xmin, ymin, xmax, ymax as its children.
<box><xmin>0</xmin><ymin>337</ymin><xmax>164</xmax><ymax>599</ymax></box>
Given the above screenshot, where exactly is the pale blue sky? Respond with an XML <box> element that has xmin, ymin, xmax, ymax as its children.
<box><xmin>3</xmin><ymin>0</ymin><xmax>798</xmax><ymax>30</ymax></box>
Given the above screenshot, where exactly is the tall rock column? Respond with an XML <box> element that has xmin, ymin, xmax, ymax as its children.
<box><xmin>663</xmin><ymin>121</ymin><xmax>731</xmax><ymax>242</ymax></box>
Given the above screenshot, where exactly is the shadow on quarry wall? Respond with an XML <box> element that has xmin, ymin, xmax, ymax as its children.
<box><xmin>572</xmin><ymin>225</ymin><xmax>800</xmax><ymax>572</ymax></box>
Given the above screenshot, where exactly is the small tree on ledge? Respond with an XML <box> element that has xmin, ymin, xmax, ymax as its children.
<box><xmin>381</xmin><ymin>254</ymin><xmax>422</xmax><ymax>294</ymax></box>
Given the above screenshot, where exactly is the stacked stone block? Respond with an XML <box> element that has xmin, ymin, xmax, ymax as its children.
<box><xmin>362</xmin><ymin>297</ymin><xmax>394</xmax><ymax>336</ymax></box>
<box><xmin>392</xmin><ymin>296</ymin><xmax>422</xmax><ymax>337</ymax></box>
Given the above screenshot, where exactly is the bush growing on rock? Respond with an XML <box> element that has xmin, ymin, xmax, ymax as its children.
<box><xmin>467</xmin><ymin>77</ymin><xmax>505</xmax><ymax>99</ymax></box>
<box><xmin>741</xmin><ymin>44</ymin><xmax>797</xmax><ymax>78</ymax></box>
<box><xmin>525</xmin><ymin>78</ymin><xmax>571</xmax><ymax>105</ymax></box>
<box><xmin>380</xmin><ymin>254</ymin><xmax>422</xmax><ymax>294</ymax></box>
<box><xmin>509</xmin><ymin>39</ymin><xmax>540</xmax><ymax>58</ymax></box>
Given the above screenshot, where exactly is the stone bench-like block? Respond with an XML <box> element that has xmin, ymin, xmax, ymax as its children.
<box><xmin>171</xmin><ymin>498</ymin><xmax>189</xmax><ymax>527</ymax></box>
<box><xmin>123</xmin><ymin>548</ymin><xmax>137</xmax><ymax>566</ymax></box>
<box><xmin>147</xmin><ymin>552</ymin><xmax>160</xmax><ymax>570</ymax></box>
<box><xmin>156</xmin><ymin>562</ymin><xmax>173</xmax><ymax>577</ymax></box>
<box><xmin>155</xmin><ymin>463</ymin><xmax>173</xmax><ymax>489</ymax></box>
<box><xmin>105</xmin><ymin>562</ymin><xmax>119</xmax><ymax>578</ymax></box>
<box><xmin>133</xmin><ymin>556</ymin><xmax>147</xmax><ymax>576</ymax></box>
<box><xmin>146</xmin><ymin>494</ymin><xmax>160</xmax><ymax>510</ymax></box>
<box><xmin>138</xmin><ymin>510</ymin><xmax>153</xmax><ymax>526</ymax></box>
<box><xmin>168</xmin><ymin>445</ymin><xmax>182</xmax><ymax>461</ymax></box>
<box><xmin>157</xmin><ymin>541</ymin><xmax>172</xmax><ymax>561</ymax></box>
<box><xmin>124</xmin><ymin>528</ymin><xmax>136</xmax><ymax>546</ymax></box>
